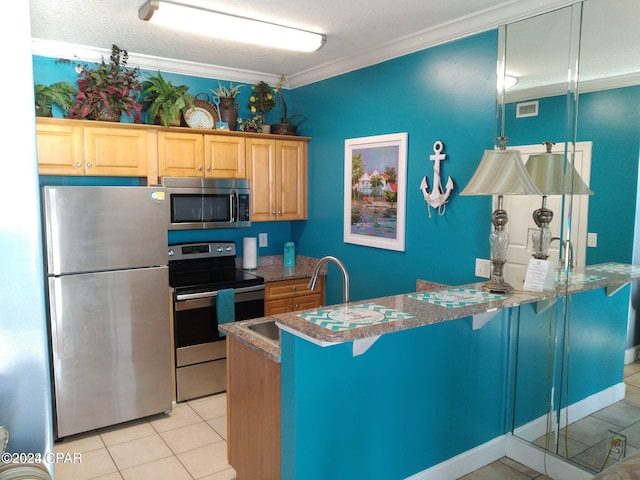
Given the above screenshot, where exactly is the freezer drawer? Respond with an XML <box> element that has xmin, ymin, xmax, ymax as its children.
<box><xmin>49</xmin><ymin>266</ymin><xmax>172</xmax><ymax>438</ymax></box>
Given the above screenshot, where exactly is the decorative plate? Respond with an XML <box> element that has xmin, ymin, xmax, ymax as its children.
<box><xmin>184</xmin><ymin>107</ymin><xmax>214</xmax><ymax>129</ymax></box>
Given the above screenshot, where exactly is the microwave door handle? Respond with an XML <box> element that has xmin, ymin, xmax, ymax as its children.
<box><xmin>231</xmin><ymin>192</ymin><xmax>237</xmax><ymax>222</ymax></box>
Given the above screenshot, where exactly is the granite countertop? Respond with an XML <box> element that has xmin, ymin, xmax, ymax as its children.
<box><xmin>236</xmin><ymin>255</ymin><xmax>326</xmax><ymax>282</ymax></box>
<box><xmin>220</xmin><ymin>262</ymin><xmax>640</xmax><ymax>363</ymax></box>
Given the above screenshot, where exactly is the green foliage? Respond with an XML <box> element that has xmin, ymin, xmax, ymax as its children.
<box><xmin>65</xmin><ymin>44</ymin><xmax>143</xmax><ymax>122</ymax></box>
<box><xmin>248</xmin><ymin>81</ymin><xmax>275</xmax><ymax>121</ymax></box>
<box><xmin>140</xmin><ymin>71</ymin><xmax>194</xmax><ymax>127</ymax></box>
<box><xmin>34</xmin><ymin>82</ymin><xmax>78</xmax><ymax>117</ymax></box>
<box><xmin>210</xmin><ymin>81</ymin><xmax>242</xmax><ymax>98</ymax></box>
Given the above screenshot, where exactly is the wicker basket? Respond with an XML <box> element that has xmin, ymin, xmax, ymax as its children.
<box><xmin>192</xmin><ymin>93</ymin><xmax>220</xmax><ymax>124</ymax></box>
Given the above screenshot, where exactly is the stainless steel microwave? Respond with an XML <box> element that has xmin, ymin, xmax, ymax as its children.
<box><xmin>161</xmin><ymin>177</ymin><xmax>251</xmax><ymax>230</ymax></box>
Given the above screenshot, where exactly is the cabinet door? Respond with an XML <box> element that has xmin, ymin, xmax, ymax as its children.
<box><xmin>264</xmin><ymin>298</ymin><xmax>295</xmax><ymax>316</ymax></box>
<box><xmin>84</xmin><ymin>125</ymin><xmax>149</xmax><ymax>176</ymax></box>
<box><xmin>246</xmin><ymin>138</ymin><xmax>276</xmax><ymax>221</ymax></box>
<box><xmin>204</xmin><ymin>135</ymin><xmax>246</xmax><ymax>178</ymax></box>
<box><xmin>36</xmin><ymin>119</ymin><xmax>85</xmax><ymax>175</ymax></box>
<box><xmin>158</xmin><ymin>131</ymin><xmax>204</xmax><ymax>177</ymax></box>
<box><xmin>294</xmin><ymin>293</ymin><xmax>323</xmax><ymax>312</ymax></box>
<box><xmin>277</xmin><ymin>140</ymin><xmax>308</xmax><ymax>220</ymax></box>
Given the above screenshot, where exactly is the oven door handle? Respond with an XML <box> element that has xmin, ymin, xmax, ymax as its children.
<box><xmin>175</xmin><ymin>284</ymin><xmax>265</xmax><ymax>302</ymax></box>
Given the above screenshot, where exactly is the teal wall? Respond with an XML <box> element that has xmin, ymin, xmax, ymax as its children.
<box><xmin>292</xmin><ymin>31</ymin><xmax>499</xmax><ymax>304</ymax></box>
<box><xmin>513</xmin><ymin>288</ymin><xmax>629</xmax><ymax>430</ymax></box>
<box><xmin>281</xmin><ymin>311</ymin><xmax>512</xmax><ymax>479</ymax></box>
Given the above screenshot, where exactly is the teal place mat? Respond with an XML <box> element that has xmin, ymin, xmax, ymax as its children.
<box><xmin>298</xmin><ymin>303</ymin><xmax>415</xmax><ymax>332</ymax></box>
<box><xmin>556</xmin><ymin>272</ymin><xmax>605</xmax><ymax>285</ymax></box>
<box><xmin>409</xmin><ymin>288</ymin><xmax>507</xmax><ymax>308</ymax></box>
<box><xmin>587</xmin><ymin>263</ymin><xmax>640</xmax><ymax>275</ymax></box>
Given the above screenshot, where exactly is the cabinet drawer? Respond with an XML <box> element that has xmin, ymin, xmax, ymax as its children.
<box><xmin>265</xmin><ymin>278</ymin><xmax>313</xmax><ymax>300</ymax></box>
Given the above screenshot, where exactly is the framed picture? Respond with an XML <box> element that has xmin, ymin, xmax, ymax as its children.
<box><xmin>344</xmin><ymin>133</ymin><xmax>408</xmax><ymax>251</ymax></box>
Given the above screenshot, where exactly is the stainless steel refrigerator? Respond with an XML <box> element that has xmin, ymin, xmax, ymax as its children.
<box><xmin>42</xmin><ymin>186</ymin><xmax>172</xmax><ymax>439</ymax></box>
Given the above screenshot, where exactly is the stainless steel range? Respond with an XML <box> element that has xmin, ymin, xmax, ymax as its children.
<box><xmin>168</xmin><ymin>241</ymin><xmax>265</xmax><ymax>401</ymax></box>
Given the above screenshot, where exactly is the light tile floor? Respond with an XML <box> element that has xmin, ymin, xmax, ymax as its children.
<box><xmin>53</xmin><ymin>393</ymin><xmax>236</xmax><ymax>480</ymax></box>
<box><xmin>55</xmin><ymin>363</ymin><xmax>640</xmax><ymax>479</ymax></box>
<box><xmin>530</xmin><ymin>360</ymin><xmax>640</xmax><ymax>474</ymax></box>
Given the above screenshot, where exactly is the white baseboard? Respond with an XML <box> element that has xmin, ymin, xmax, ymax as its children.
<box><xmin>506</xmin><ymin>435</ymin><xmax>593</xmax><ymax>480</ymax></box>
<box><xmin>406</xmin><ymin>383</ymin><xmax>624</xmax><ymax>480</ymax></box>
<box><xmin>514</xmin><ymin>382</ymin><xmax>625</xmax><ymax>442</ymax></box>
<box><xmin>405</xmin><ymin>436</ymin><xmax>506</xmax><ymax>480</ymax></box>
<box><xmin>625</xmin><ymin>345</ymin><xmax>640</xmax><ymax>364</ymax></box>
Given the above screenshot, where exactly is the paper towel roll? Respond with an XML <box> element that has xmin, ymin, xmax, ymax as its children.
<box><xmin>242</xmin><ymin>237</ymin><xmax>258</xmax><ymax>270</ymax></box>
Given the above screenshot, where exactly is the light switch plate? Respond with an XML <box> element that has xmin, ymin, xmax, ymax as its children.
<box><xmin>587</xmin><ymin>232</ymin><xmax>598</xmax><ymax>248</ymax></box>
<box><xmin>258</xmin><ymin>233</ymin><xmax>268</xmax><ymax>247</ymax></box>
<box><xmin>475</xmin><ymin>258</ymin><xmax>491</xmax><ymax>278</ymax></box>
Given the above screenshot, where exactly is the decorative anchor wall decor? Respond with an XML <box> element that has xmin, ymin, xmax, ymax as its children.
<box><xmin>420</xmin><ymin>140</ymin><xmax>454</xmax><ymax>216</ymax></box>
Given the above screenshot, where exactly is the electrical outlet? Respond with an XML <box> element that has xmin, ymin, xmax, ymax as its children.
<box><xmin>607</xmin><ymin>431</ymin><xmax>626</xmax><ymax>461</ymax></box>
<box><xmin>475</xmin><ymin>258</ymin><xmax>491</xmax><ymax>278</ymax></box>
<box><xmin>258</xmin><ymin>233</ymin><xmax>268</xmax><ymax>248</ymax></box>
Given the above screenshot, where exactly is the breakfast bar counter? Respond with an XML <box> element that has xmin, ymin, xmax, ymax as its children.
<box><xmin>221</xmin><ymin>262</ymin><xmax>640</xmax><ymax>480</ymax></box>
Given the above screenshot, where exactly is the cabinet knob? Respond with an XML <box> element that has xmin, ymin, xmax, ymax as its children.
<box><xmin>277</xmin><ymin>210</ymin><xmax>282</xmax><ymax>215</ymax></box>
<box><xmin>86</xmin><ymin>163</ymin><xmax>92</xmax><ymax>168</ymax></box>
<box><xmin>198</xmin><ymin>165</ymin><xmax>203</xmax><ymax>171</ymax></box>
<box><xmin>75</xmin><ymin>162</ymin><xmax>82</xmax><ymax>167</ymax></box>
<box><xmin>206</xmin><ymin>166</ymin><xmax>211</xmax><ymax>171</ymax></box>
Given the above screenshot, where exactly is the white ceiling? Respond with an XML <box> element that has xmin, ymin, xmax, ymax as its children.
<box><xmin>28</xmin><ymin>0</ymin><xmax>580</xmax><ymax>88</ymax></box>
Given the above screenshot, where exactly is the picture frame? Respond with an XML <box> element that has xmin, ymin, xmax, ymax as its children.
<box><xmin>344</xmin><ymin>132</ymin><xmax>408</xmax><ymax>251</ymax></box>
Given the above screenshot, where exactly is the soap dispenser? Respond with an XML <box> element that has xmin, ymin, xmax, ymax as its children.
<box><xmin>283</xmin><ymin>241</ymin><xmax>295</xmax><ymax>267</ymax></box>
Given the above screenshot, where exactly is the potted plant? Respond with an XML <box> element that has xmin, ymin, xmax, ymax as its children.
<box><xmin>140</xmin><ymin>71</ymin><xmax>194</xmax><ymax>127</ymax></box>
<box><xmin>271</xmin><ymin>75</ymin><xmax>305</xmax><ymax>135</ymax></box>
<box><xmin>65</xmin><ymin>44</ymin><xmax>143</xmax><ymax>122</ymax></box>
<box><xmin>240</xmin><ymin>116</ymin><xmax>264</xmax><ymax>133</ymax></box>
<box><xmin>210</xmin><ymin>81</ymin><xmax>242</xmax><ymax>131</ymax></box>
<box><xmin>248</xmin><ymin>81</ymin><xmax>275</xmax><ymax>131</ymax></box>
<box><xmin>34</xmin><ymin>82</ymin><xmax>78</xmax><ymax>117</ymax></box>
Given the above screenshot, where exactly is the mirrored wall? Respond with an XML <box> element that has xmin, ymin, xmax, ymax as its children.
<box><xmin>502</xmin><ymin>0</ymin><xmax>640</xmax><ymax>474</ymax></box>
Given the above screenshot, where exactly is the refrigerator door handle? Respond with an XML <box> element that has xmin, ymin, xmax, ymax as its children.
<box><xmin>49</xmin><ymin>277</ymin><xmax>65</xmax><ymax>359</ymax></box>
<box><xmin>46</xmin><ymin>188</ymin><xmax>62</xmax><ymax>274</ymax></box>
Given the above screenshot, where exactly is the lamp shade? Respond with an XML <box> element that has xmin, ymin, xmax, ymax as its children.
<box><xmin>461</xmin><ymin>149</ymin><xmax>542</xmax><ymax>196</ymax></box>
<box><xmin>525</xmin><ymin>152</ymin><xmax>593</xmax><ymax>195</ymax></box>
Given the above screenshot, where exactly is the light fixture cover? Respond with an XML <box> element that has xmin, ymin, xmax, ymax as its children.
<box><xmin>139</xmin><ymin>0</ymin><xmax>326</xmax><ymax>53</ymax></box>
<box><xmin>525</xmin><ymin>153</ymin><xmax>593</xmax><ymax>195</ymax></box>
<box><xmin>461</xmin><ymin>149</ymin><xmax>542</xmax><ymax>196</ymax></box>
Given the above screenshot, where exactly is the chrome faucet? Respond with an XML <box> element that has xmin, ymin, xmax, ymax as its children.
<box><xmin>308</xmin><ymin>256</ymin><xmax>350</xmax><ymax>304</ymax></box>
<box><xmin>550</xmin><ymin>236</ymin><xmax>575</xmax><ymax>270</ymax></box>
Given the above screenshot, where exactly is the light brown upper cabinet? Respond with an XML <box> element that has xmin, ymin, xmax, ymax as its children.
<box><xmin>158</xmin><ymin>132</ymin><xmax>245</xmax><ymax>179</ymax></box>
<box><xmin>246</xmin><ymin>137</ymin><xmax>308</xmax><ymax>222</ymax></box>
<box><xmin>36</xmin><ymin>118</ymin><xmax>154</xmax><ymax>178</ymax></box>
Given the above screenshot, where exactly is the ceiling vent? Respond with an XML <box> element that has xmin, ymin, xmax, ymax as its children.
<box><xmin>516</xmin><ymin>100</ymin><xmax>539</xmax><ymax>118</ymax></box>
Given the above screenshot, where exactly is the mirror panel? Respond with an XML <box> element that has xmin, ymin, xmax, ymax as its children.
<box><xmin>505</xmin><ymin>0</ymin><xmax>640</xmax><ymax>473</ymax></box>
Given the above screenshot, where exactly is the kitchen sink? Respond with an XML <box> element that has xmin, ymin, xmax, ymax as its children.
<box><xmin>247</xmin><ymin>319</ymin><xmax>280</xmax><ymax>342</ymax></box>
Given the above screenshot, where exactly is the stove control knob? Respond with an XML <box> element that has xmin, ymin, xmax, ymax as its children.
<box><xmin>217</xmin><ymin>246</ymin><xmax>224</xmax><ymax>252</ymax></box>
<box><xmin>225</xmin><ymin>245</ymin><xmax>233</xmax><ymax>251</ymax></box>
<box><xmin>168</xmin><ymin>249</ymin><xmax>175</xmax><ymax>256</ymax></box>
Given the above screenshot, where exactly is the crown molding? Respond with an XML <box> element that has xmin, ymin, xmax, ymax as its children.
<box><xmin>30</xmin><ymin>38</ymin><xmax>284</xmax><ymax>87</ymax></box>
<box><xmin>288</xmin><ymin>0</ymin><xmax>578</xmax><ymax>87</ymax></box>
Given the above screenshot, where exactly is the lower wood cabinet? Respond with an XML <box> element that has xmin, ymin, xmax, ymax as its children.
<box><xmin>264</xmin><ymin>276</ymin><xmax>325</xmax><ymax>316</ymax></box>
<box><xmin>227</xmin><ymin>337</ymin><xmax>280</xmax><ymax>480</ymax></box>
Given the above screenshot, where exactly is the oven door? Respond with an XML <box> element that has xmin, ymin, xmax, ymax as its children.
<box><xmin>173</xmin><ymin>284</ymin><xmax>264</xmax><ymax>400</ymax></box>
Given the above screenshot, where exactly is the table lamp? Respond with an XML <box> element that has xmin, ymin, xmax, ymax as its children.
<box><xmin>525</xmin><ymin>141</ymin><xmax>593</xmax><ymax>260</ymax></box>
<box><xmin>461</xmin><ymin>137</ymin><xmax>542</xmax><ymax>293</ymax></box>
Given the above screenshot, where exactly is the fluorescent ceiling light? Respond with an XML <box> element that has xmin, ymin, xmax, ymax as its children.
<box><xmin>139</xmin><ymin>0</ymin><xmax>326</xmax><ymax>52</ymax></box>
